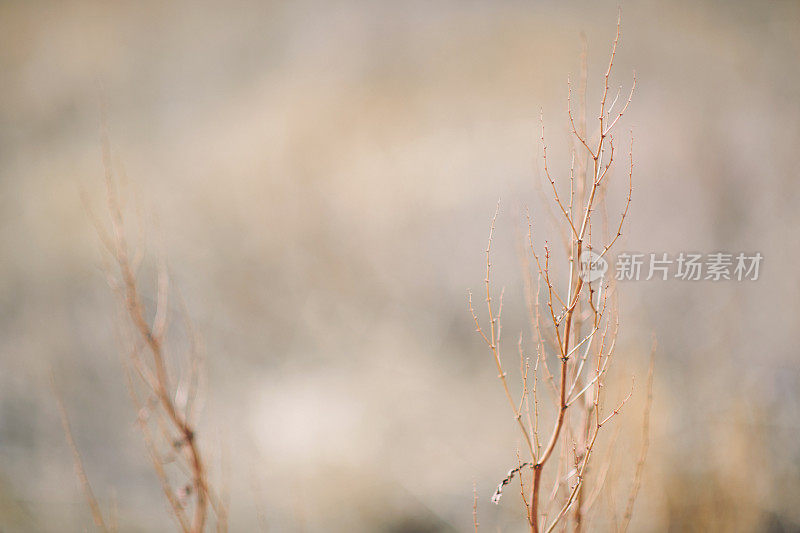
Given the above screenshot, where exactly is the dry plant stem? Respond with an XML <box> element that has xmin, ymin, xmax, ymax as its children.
<box><xmin>520</xmin><ymin>221</ymin><xmax>559</xmax><ymax>403</ymax></box>
<box><xmin>51</xmin><ymin>374</ymin><xmax>111</xmax><ymax>533</ymax></box>
<box><xmin>519</xmin><ymin>335</ymin><xmax>536</xmax><ymax>451</ymax></box>
<box><xmin>516</xmin><ymin>451</ymin><xmax>531</xmax><ymax>521</ymax></box>
<box><xmin>524</xmin><ymin>212</ymin><xmax>559</xmax><ymax>402</ymax></box>
<box><xmin>469</xmin><ymin>202</ymin><xmax>536</xmax><ymax>460</ymax></box>
<box><xmin>217</xmin><ymin>447</ymin><xmax>231</xmax><ymax>533</ymax></box>
<box><xmin>475</xmin><ymin>11</ymin><xmax>639</xmax><ymax>533</ymax></box>
<box><xmin>126</xmin><ymin>371</ymin><xmax>192</xmax><ymax>533</ymax></box>
<box><xmin>94</xmin><ymin>126</ymin><xmax>219</xmax><ymax>532</ymax></box>
<box><xmin>580</xmin><ymin>426</ymin><xmax>621</xmax><ymax>517</ymax></box>
<box><xmin>473</xmin><ymin>482</ymin><xmax>479</xmax><ymax>532</ymax></box>
<box><xmin>619</xmin><ymin>343</ymin><xmax>656</xmax><ymax>532</ymax></box>
<box><xmin>544</xmin><ymin>386</ymin><xmax>634</xmax><ymax>533</ymax></box>
<box><xmin>106</xmin><ymin>183</ymin><xmax>208</xmax><ymax>533</ymax></box>
<box><xmin>540</xmin><ymin>15</ymin><xmax>634</xmax><ymax>532</ymax></box>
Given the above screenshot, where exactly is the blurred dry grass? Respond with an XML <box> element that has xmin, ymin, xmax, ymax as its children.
<box><xmin>1</xmin><ymin>1</ymin><xmax>800</xmax><ymax>531</ymax></box>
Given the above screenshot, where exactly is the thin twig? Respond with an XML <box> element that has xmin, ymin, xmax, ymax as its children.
<box><xmin>51</xmin><ymin>373</ymin><xmax>110</xmax><ymax>533</ymax></box>
<box><xmin>619</xmin><ymin>341</ymin><xmax>656</xmax><ymax>532</ymax></box>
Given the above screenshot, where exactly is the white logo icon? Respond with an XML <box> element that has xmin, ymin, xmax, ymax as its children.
<box><xmin>579</xmin><ymin>251</ymin><xmax>608</xmax><ymax>282</ymax></box>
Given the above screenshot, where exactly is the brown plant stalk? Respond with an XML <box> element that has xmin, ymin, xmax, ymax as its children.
<box><xmin>472</xmin><ymin>12</ymin><xmax>648</xmax><ymax>533</ymax></box>
<box><xmin>63</xmin><ymin>121</ymin><xmax>227</xmax><ymax>532</ymax></box>
<box><xmin>51</xmin><ymin>373</ymin><xmax>114</xmax><ymax>533</ymax></box>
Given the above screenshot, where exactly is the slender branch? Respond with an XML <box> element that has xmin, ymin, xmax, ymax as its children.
<box><xmin>620</xmin><ymin>343</ymin><xmax>656</xmax><ymax>532</ymax></box>
<box><xmin>51</xmin><ymin>374</ymin><xmax>111</xmax><ymax>533</ymax></box>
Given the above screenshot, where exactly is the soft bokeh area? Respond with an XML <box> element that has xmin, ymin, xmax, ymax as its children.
<box><xmin>2</xmin><ymin>1</ymin><xmax>799</xmax><ymax>531</ymax></box>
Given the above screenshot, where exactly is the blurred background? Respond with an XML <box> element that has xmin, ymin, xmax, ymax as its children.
<box><xmin>1</xmin><ymin>0</ymin><xmax>799</xmax><ymax>531</ymax></box>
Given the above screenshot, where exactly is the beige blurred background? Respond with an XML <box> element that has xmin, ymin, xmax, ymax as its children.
<box><xmin>1</xmin><ymin>0</ymin><xmax>799</xmax><ymax>531</ymax></box>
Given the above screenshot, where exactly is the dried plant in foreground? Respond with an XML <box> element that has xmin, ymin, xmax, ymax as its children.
<box><xmin>59</xmin><ymin>126</ymin><xmax>228</xmax><ymax>532</ymax></box>
<box><xmin>469</xmin><ymin>14</ymin><xmax>653</xmax><ymax>533</ymax></box>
